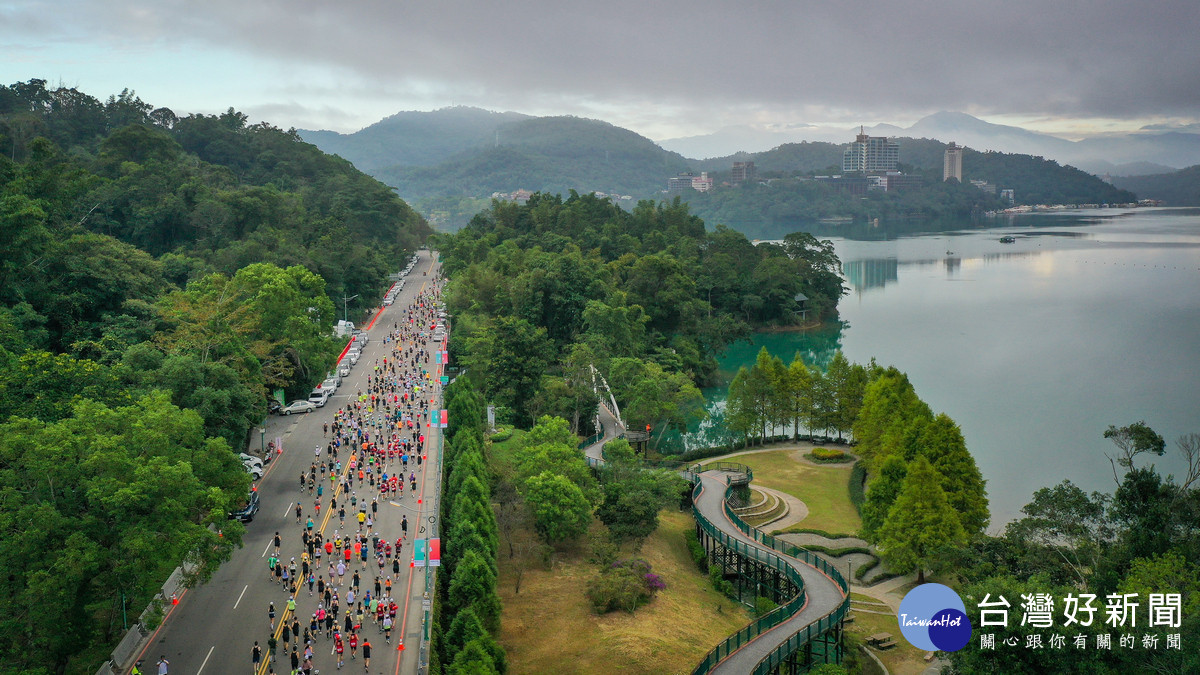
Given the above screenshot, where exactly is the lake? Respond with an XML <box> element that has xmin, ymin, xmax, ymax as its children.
<box><xmin>692</xmin><ymin>207</ymin><xmax>1200</xmax><ymax>527</ymax></box>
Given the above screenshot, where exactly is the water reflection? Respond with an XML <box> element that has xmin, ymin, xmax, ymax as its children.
<box><xmin>842</xmin><ymin>258</ymin><xmax>898</xmax><ymax>292</ymax></box>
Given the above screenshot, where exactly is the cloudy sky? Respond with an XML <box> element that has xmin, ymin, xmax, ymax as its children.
<box><xmin>3</xmin><ymin>0</ymin><xmax>1198</xmax><ymax>140</ymax></box>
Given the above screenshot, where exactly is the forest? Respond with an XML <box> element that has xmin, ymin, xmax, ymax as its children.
<box><xmin>0</xmin><ymin>79</ymin><xmax>429</xmax><ymax>673</ymax></box>
<box><xmin>434</xmin><ymin>192</ymin><xmax>845</xmax><ymax>439</ymax></box>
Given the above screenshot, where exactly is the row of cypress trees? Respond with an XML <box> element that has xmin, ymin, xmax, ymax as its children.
<box><xmin>429</xmin><ymin>376</ymin><xmax>507</xmax><ymax>674</ymax></box>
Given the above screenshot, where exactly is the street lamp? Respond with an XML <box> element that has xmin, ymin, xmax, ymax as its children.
<box><xmin>260</xmin><ymin>427</ymin><xmax>265</xmax><ymax>455</ymax></box>
<box><xmin>342</xmin><ymin>294</ymin><xmax>360</xmax><ymax>323</ymax></box>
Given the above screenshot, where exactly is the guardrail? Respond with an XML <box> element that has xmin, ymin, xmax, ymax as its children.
<box><xmin>691</xmin><ymin>467</ymin><xmax>850</xmax><ymax>675</ymax></box>
<box><xmin>579</xmin><ymin>432</ymin><xmax>848</xmax><ymax>674</ymax></box>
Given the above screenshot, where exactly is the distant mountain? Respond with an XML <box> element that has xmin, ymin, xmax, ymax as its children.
<box><xmin>658</xmin><ymin>124</ymin><xmax>846</xmax><ymax>159</ymax></box>
<box><xmin>1084</xmin><ymin>160</ymin><xmax>1178</xmax><ymax>177</ymax></box>
<box><xmin>371</xmin><ymin>115</ymin><xmax>692</xmax><ymax>200</ymax></box>
<box><xmin>1111</xmin><ymin>166</ymin><xmax>1200</xmax><ymax>205</ymax></box>
<box><xmin>298</xmin><ymin>106</ymin><xmax>531</xmax><ymax>171</ymax></box>
<box><xmin>658</xmin><ymin>111</ymin><xmax>1200</xmax><ymax>174</ymax></box>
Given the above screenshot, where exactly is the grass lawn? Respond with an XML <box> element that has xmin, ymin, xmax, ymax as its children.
<box><xmin>846</xmin><ymin>606</ymin><xmax>931</xmax><ymax>675</ymax></box>
<box><xmin>487</xmin><ymin>427</ymin><xmax>527</xmax><ymax>466</ymax></box>
<box><xmin>713</xmin><ymin>449</ymin><xmax>861</xmax><ymax>535</ymax></box>
<box><xmin>497</xmin><ymin>510</ymin><xmax>752</xmax><ymax>674</ymax></box>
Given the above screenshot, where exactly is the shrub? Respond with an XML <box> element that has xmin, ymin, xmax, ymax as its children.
<box><xmin>586</xmin><ymin>559</ymin><xmax>664</xmax><ymax>614</ymax></box>
<box><xmin>808</xmin><ymin>447</ymin><xmax>851</xmax><ymax>463</ymax></box>
<box><xmin>849</xmin><ymin>460</ymin><xmax>867</xmax><ymax>514</ymax></box>
<box><xmin>685</xmin><ymin>530</ymin><xmax>708</xmax><ymax>572</ymax></box>
<box><xmin>489</xmin><ymin>427</ymin><xmax>512</xmax><ymax>442</ymax></box>
<box><xmin>708</xmin><ymin>565</ymin><xmax>737</xmax><ymax>600</ymax></box>
<box><xmin>754</xmin><ymin>596</ymin><xmax>779</xmax><ymax>617</ymax></box>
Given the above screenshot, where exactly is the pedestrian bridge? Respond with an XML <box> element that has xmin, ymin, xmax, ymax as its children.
<box><xmin>582</xmin><ymin>406</ymin><xmax>850</xmax><ymax>675</ymax></box>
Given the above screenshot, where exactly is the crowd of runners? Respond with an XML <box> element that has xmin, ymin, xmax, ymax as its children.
<box><xmin>256</xmin><ymin>273</ymin><xmax>444</xmax><ymax>675</ymax></box>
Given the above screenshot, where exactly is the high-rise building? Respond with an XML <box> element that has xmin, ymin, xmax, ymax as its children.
<box><xmin>842</xmin><ymin>127</ymin><xmax>898</xmax><ymax>173</ymax></box>
<box><xmin>667</xmin><ymin>172</ymin><xmax>696</xmax><ymax>194</ymax></box>
<box><xmin>731</xmin><ymin>161</ymin><xmax>757</xmax><ymax>183</ymax></box>
<box><xmin>944</xmin><ymin>142</ymin><xmax>963</xmax><ymax>182</ymax></box>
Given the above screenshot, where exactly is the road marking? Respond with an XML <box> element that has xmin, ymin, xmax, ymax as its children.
<box><xmin>283</xmin><ymin>501</ymin><xmax>294</xmax><ymax>517</ymax></box>
<box><xmin>233</xmin><ymin>584</ymin><xmax>248</xmax><ymax>609</ymax></box>
<box><xmin>261</xmin><ymin>540</ymin><xmax>272</xmax><ymax>558</ymax></box>
<box><xmin>196</xmin><ymin>645</ymin><xmax>215</xmax><ymax>675</ymax></box>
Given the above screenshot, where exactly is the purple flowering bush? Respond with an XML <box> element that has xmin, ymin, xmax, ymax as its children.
<box><xmin>586</xmin><ymin>559</ymin><xmax>667</xmax><ymax>614</ymax></box>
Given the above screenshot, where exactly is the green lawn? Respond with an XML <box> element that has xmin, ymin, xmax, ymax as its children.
<box><xmin>721</xmin><ymin>449</ymin><xmax>862</xmax><ymax>535</ymax></box>
<box><xmin>486</xmin><ymin>427</ymin><xmax>527</xmax><ymax>465</ymax></box>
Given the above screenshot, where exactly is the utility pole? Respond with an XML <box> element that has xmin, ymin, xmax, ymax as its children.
<box><xmin>341</xmin><ymin>294</ymin><xmax>359</xmax><ymax>323</ymax></box>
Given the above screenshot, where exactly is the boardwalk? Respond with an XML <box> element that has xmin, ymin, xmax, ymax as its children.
<box><xmin>583</xmin><ymin>404</ymin><xmax>848</xmax><ymax>674</ymax></box>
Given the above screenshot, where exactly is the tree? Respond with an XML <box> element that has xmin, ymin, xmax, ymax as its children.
<box><xmin>852</xmin><ymin>369</ymin><xmax>931</xmax><ymax>468</ymax></box>
<box><xmin>861</xmin><ymin>455</ymin><xmax>907</xmax><ymax>541</ymax></box>
<box><xmin>825</xmin><ymin>351</ymin><xmax>866</xmax><ymax>440</ymax></box>
<box><xmin>1104</xmin><ymin>420</ymin><xmax>1166</xmax><ymax>484</ymax></box>
<box><xmin>917</xmin><ymin>413</ymin><xmax>990</xmax><ymax>535</ymax></box>
<box><xmin>877</xmin><ymin>456</ymin><xmax>966</xmax><ymax>583</ymax></box>
<box><xmin>785</xmin><ymin>353</ymin><xmax>813</xmax><ymax>440</ymax></box>
<box><xmin>0</xmin><ymin>393</ymin><xmax>247</xmax><ymax>673</ymax></box>
<box><xmin>596</xmin><ymin>468</ymin><xmax>687</xmax><ymax>545</ymax></box>
<box><xmin>1005</xmin><ymin>480</ymin><xmax>1112</xmax><ymax>587</ymax></box>
<box><xmin>446</xmin><ymin>549</ymin><xmax>501</xmax><ymax>631</ymax></box>
<box><xmin>465</xmin><ymin>316</ymin><xmax>554</xmax><ymax>428</ymax></box>
<box><xmin>725</xmin><ymin>366</ymin><xmax>757</xmax><ymax>445</ymax></box>
<box><xmin>521</xmin><ymin>471</ymin><xmax>593</xmax><ymax>545</ymax></box>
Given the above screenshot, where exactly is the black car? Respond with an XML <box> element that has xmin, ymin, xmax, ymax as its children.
<box><xmin>267</xmin><ymin>400</ymin><xmax>282</xmax><ymax>415</ymax></box>
<box><xmin>228</xmin><ymin>491</ymin><xmax>260</xmax><ymax>522</ymax></box>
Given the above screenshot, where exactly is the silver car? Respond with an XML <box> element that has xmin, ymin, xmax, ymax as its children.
<box><xmin>281</xmin><ymin>400</ymin><xmax>315</xmax><ymax>415</ymax></box>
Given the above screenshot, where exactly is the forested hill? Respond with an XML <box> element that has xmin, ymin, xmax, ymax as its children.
<box><xmin>0</xmin><ymin>77</ymin><xmax>431</xmax><ymax>412</ymax></box>
<box><xmin>680</xmin><ymin>141</ymin><xmax>1136</xmax><ymax>236</ymax></box>
<box><xmin>1112</xmin><ymin>165</ymin><xmax>1200</xmax><ymax>205</ymax></box>
<box><xmin>0</xmin><ymin>79</ymin><xmax>431</xmax><ymax>672</ymax></box>
<box><xmin>374</xmin><ymin>115</ymin><xmax>692</xmax><ymax>199</ymax></box>
<box><xmin>300</xmin><ymin>106</ymin><xmax>533</xmax><ymax>171</ymax></box>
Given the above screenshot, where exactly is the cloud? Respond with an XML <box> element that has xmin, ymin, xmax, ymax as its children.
<box><xmin>3</xmin><ymin>0</ymin><xmax>1198</xmax><ymax>135</ymax></box>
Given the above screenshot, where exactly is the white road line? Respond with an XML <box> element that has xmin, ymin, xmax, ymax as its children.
<box><xmin>233</xmin><ymin>584</ymin><xmax>248</xmax><ymax>609</ymax></box>
<box><xmin>283</xmin><ymin>501</ymin><xmax>294</xmax><ymax>517</ymax></box>
<box><xmin>262</xmin><ymin>540</ymin><xmax>272</xmax><ymax>558</ymax></box>
<box><xmin>196</xmin><ymin>645</ymin><xmax>215</xmax><ymax>675</ymax></box>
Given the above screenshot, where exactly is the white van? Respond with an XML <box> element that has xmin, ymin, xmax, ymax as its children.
<box><xmin>308</xmin><ymin>389</ymin><xmax>330</xmax><ymax>407</ymax></box>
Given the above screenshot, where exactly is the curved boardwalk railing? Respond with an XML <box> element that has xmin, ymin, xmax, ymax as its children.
<box><xmin>582</xmin><ymin>405</ymin><xmax>850</xmax><ymax>675</ymax></box>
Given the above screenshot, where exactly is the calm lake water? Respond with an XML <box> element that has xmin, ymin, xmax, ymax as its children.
<box><xmin>692</xmin><ymin>207</ymin><xmax>1200</xmax><ymax>527</ymax></box>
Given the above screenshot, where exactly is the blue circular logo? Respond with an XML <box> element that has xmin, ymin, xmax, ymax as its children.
<box><xmin>897</xmin><ymin>583</ymin><xmax>972</xmax><ymax>652</ymax></box>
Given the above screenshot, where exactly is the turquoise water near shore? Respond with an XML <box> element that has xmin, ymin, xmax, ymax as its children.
<box><xmin>688</xmin><ymin>207</ymin><xmax>1200</xmax><ymax>526</ymax></box>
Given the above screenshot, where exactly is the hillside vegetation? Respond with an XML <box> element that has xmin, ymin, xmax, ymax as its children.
<box><xmin>1113</xmin><ymin>165</ymin><xmax>1200</xmax><ymax>205</ymax></box>
<box><xmin>0</xmin><ymin>78</ymin><xmax>429</xmax><ymax>673</ymax></box>
<box><xmin>377</xmin><ymin>116</ymin><xmax>691</xmax><ymax>199</ymax></box>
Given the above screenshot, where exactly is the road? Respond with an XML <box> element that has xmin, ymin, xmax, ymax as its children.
<box><xmin>130</xmin><ymin>250</ymin><xmax>445</xmax><ymax>675</ymax></box>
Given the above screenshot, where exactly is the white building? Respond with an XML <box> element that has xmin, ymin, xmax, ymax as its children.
<box><xmin>944</xmin><ymin>142</ymin><xmax>963</xmax><ymax>182</ymax></box>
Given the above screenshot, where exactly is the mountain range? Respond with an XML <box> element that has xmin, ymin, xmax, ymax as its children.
<box><xmin>298</xmin><ymin>108</ymin><xmax>1189</xmax><ymax>227</ymax></box>
<box><xmin>659</xmin><ymin>111</ymin><xmax>1200</xmax><ymax>176</ymax></box>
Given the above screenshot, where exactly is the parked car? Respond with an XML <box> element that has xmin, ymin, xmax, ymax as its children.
<box><xmin>281</xmin><ymin>400</ymin><xmax>316</xmax><ymax>415</ymax></box>
<box><xmin>383</xmin><ymin>298</ymin><xmax>394</xmax><ymax>306</ymax></box>
<box><xmin>267</xmin><ymin>400</ymin><xmax>281</xmax><ymax>415</ymax></box>
<box><xmin>228</xmin><ymin>491</ymin><xmax>260</xmax><ymax>522</ymax></box>
<box><xmin>243</xmin><ymin>461</ymin><xmax>263</xmax><ymax>480</ymax></box>
<box><xmin>308</xmin><ymin>390</ymin><xmax>329</xmax><ymax>407</ymax></box>
<box><xmin>238</xmin><ymin>453</ymin><xmax>263</xmax><ymax>469</ymax></box>
<box><xmin>338</xmin><ymin>363</ymin><xmax>351</xmax><ymax>377</ymax></box>
<box><xmin>348</xmin><ymin>352</ymin><xmax>360</xmax><ymax>365</ymax></box>
<box><xmin>322</xmin><ymin>375</ymin><xmax>340</xmax><ymax>389</ymax></box>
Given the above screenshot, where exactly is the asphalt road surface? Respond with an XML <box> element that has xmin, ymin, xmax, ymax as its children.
<box><xmin>130</xmin><ymin>250</ymin><xmax>445</xmax><ymax>675</ymax></box>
